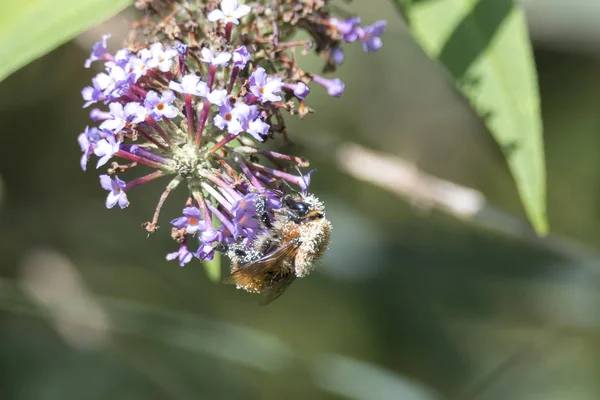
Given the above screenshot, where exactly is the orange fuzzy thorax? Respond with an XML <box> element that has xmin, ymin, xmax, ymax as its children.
<box><xmin>277</xmin><ymin>217</ymin><xmax>332</xmax><ymax>277</ymax></box>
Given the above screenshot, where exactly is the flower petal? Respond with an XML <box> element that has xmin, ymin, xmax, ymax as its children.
<box><xmin>106</xmin><ymin>191</ymin><xmax>119</xmax><ymax>208</ymax></box>
<box><xmin>99</xmin><ymin>175</ymin><xmax>113</xmax><ymax>191</ymax></box>
<box><xmin>208</xmin><ymin>9</ymin><xmax>225</xmax><ymax>21</ymax></box>
<box><xmin>118</xmin><ymin>192</ymin><xmax>130</xmax><ymax>209</ymax></box>
<box><xmin>232</xmin><ymin>4</ymin><xmax>251</xmax><ymax>18</ymax></box>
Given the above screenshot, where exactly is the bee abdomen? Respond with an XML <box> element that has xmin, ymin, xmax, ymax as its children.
<box><xmin>294</xmin><ymin>218</ymin><xmax>332</xmax><ymax>277</ymax></box>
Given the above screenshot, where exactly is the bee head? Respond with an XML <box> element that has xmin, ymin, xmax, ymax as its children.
<box><xmin>281</xmin><ymin>194</ymin><xmax>325</xmax><ymax>223</ymax></box>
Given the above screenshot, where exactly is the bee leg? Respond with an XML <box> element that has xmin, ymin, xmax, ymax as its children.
<box><xmin>214</xmin><ymin>243</ymin><xmax>229</xmax><ymax>253</ymax></box>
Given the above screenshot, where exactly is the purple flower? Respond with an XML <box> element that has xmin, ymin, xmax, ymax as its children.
<box><xmin>78</xmin><ymin>126</ymin><xmax>102</xmax><ymax>171</ymax></box>
<box><xmin>195</xmin><ymin>243</ymin><xmax>216</xmax><ymax>261</ymax></box>
<box><xmin>128</xmin><ymin>49</ymin><xmax>153</xmax><ymax>81</ymax></box>
<box><xmin>108</xmin><ymin>49</ymin><xmax>131</xmax><ymax>70</ymax></box>
<box><xmin>171</xmin><ymin>207</ymin><xmax>203</xmax><ymax>234</ymax></box>
<box><xmin>175</xmin><ymin>43</ymin><xmax>189</xmax><ymax>55</ymax></box>
<box><xmin>331</xmin><ymin>47</ymin><xmax>344</xmax><ymax>65</ymax></box>
<box><xmin>81</xmin><ymin>78</ymin><xmax>106</xmax><ymax>108</ymax></box>
<box><xmin>233</xmin><ymin>46</ymin><xmax>250</xmax><ymax>68</ymax></box>
<box><xmin>94</xmin><ymin>134</ymin><xmax>120</xmax><ymax>168</ymax></box>
<box><xmin>169</xmin><ymin>74</ymin><xmax>209</xmax><ymax>96</ymax></box>
<box><xmin>285</xmin><ymin>82</ymin><xmax>309</xmax><ymax>100</ymax></box>
<box><xmin>148</xmin><ymin>43</ymin><xmax>178</xmax><ymax>72</ymax></box>
<box><xmin>90</xmin><ymin>108</ymin><xmax>111</xmax><ymax>122</ymax></box>
<box><xmin>297</xmin><ymin>169</ymin><xmax>316</xmax><ymax>194</ymax></box>
<box><xmin>247</xmin><ymin>117</ymin><xmax>269</xmax><ymax>141</ymax></box>
<box><xmin>330</xmin><ymin>17</ymin><xmax>361</xmax><ymax>42</ymax></box>
<box><xmin>97</xmin><ymin>65</ymin><xmax>128</xmax><ymax>95</ymax></box>
<box><xmin>218</xmin><ymin>225</ymin><xmax>236</xmax><ymax>245</ymax></box>
<box><xmin>214</xmin><ymin>101</ymin><xmax>248</xmax><ymax>134</ymax></box>
<box><xmin>167</xmin><ymin>243</ymin><xmax>194</xmax><ymax>266</ymax></box>
<box><xmin>208</xmin><ymin>0</ymin><xmax>251</xmax><ymax>25</ymax></box>
<box><xmin>312</xmin><ymin>75</ymin><xmax>345</xmax><ymax>98</ymax></box>
<box><xmin>200</xmin><ymin>227</ymin><xmax>221</xmax><ymax>244</ymax></box>
<box><xmin>207</xmin><ymin>89</ymin><xmax>228</xmax><ymax>106</ymax></box>
<box><xmin>144</xmin><ymin>90</ymin><xmax>178</xmax><ymax>120</ymax></box>
<box><xmin>200</xmin><ymin>48</ymin><xmax>231</xmax><ymax>67</ymax></box>
<box><xmin>246</xmin><ymin>106</ymin><xmax>269</xmax><ymax>141</ymax></box>
<box><xmin>213</xmin><ymin>102</ymin><xmax>233</xmax><ymax>131</ymax></box>
<box><xmin>359</xmin><ymin>21</ymin><xmax>386</xmax><ymax>52</ymax></box>
<box><xmin>124</xmin><ymin>102</ymin><xmax>150</xmax><ymax>124</ymax></box>
<box><xmin>85</xmin><ymin>34</ymin><xmax>111</xmax><ymax>68</ymax></box>
<box><xmin>249</xmin><ymin>67</ymin><xmax>283</xmax><ymax>102</ymax></box>
<box><xmin>262</xmin><ymin>190</ymin><xmax>283</xmax><ymax>210</ymax></box>
<box><xmin>100</xmin><ymin>175</ymin><xmax>129</xmax><ymax>209</ymax></box>
<box><xmin>213</xmin><ymin>102</ymin><xmax>268</xmax><ymax>140</ymax></box>
<box><xmin>99</xmin><ymin>103</ymin><xmax>128</xmax><ymax>133</ymax></box>
<box><xmin>231</xmin><ymin>193</ymin><xmax>260</xmax><ymax>238</ymax></box>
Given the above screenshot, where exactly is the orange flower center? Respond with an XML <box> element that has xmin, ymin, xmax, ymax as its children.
<box><xmin>225</xmin><ymin>113</ymin><xmax>232</xmax><ymax>121</ymax></box>
<box><xmin>259</xmin><ymin>87</ymin><xmax>265</xmax><ymax>94</ymax></box>
<box><xmin>188</xmin><ymin>217</ymin><xmax>198</xmax><ymax>224</ymax></box>
<box><xmin>157</xmin><ymin>103</ymin><xmax>164</xmax><ymax>111</ymax></box>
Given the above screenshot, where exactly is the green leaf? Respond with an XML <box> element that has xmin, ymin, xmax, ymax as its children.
<box><xmin>398</xmin><ymin>0</ymin><xmax>548</xmax><ymax>235</ymax></box>
<box><xmin>0</xmin><ymin>0</ymin><xmax>132</xmax><ymax>82</ymax></box>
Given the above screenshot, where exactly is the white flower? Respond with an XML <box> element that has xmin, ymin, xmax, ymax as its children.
<box><xmin>200</xmin><ymin>48</ymin><xmax>232</xmax><ymax>67</ymax></box>
<box><xmin>207</xmin><ymin>89</ymin><xmax>228</xmax><ymax>106</ymax></box>
<box><xmin>208</xmin><ymin>0</ymin><xmax>251</xmax><ymax>25</ymax></box>
<box><xmin>147</xmin><ymin>43</ymin><xmax>178</xmax><ymax>72</ymax></box>
<box><xmin>169</xmin><ymin>74</ymin><xmax>209</xmax><ymax>97</ymax></box>
<box><xmin>94</xmin><ymin>135</ymin><xmax>120</xmax><ymax>168</ymax></box>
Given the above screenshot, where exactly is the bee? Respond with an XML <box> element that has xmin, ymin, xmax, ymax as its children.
<box><xmin>221</xmin><ymin>192</ymin><xmax>332</xmax><ymax>305</ymax></box>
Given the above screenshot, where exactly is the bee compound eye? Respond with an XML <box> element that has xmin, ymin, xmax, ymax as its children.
<box><xmin>291</xmin><ymin>201</ymin><xmax>309</xmax><ymax>215</ymax></box>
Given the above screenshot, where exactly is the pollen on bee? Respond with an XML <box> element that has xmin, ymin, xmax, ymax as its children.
<box><xmin>294</xmin><ymin>217</ymin><xmax>332</xmax><ymax>277</ymax></box>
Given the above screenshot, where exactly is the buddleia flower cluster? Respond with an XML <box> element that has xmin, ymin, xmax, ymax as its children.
<box><xmin>78</xmin><ymin>0</ymin><xmax>386</xmax><ymax>267</ymax></box>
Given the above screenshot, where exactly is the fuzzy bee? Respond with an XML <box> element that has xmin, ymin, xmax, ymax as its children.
<box><xmin>220</xmin><ymin>192</ymin><xmax>332</xmax><ymax>305</ymax></box>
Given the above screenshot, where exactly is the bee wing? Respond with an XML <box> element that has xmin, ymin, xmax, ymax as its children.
<box><xmin>259</xmin><ymin>273</ymin><xmax>296</xmax><ymax>306</ymax></box>
<box><xmin>223</xmin><ymin>240</ymin><xmax>300</xmax><ymax>291</ymax></box>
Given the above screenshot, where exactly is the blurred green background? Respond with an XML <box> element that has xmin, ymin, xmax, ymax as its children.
<box><xmin>1</xmin><ymin>1</ymin><xmax>600</xmax><ymax>399</ymax></box>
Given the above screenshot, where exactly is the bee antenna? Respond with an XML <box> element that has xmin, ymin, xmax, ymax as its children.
<box><xmin>280</xmin><ymin>179</ymin><xmax>301</xmax><ymax>196</ymax></box>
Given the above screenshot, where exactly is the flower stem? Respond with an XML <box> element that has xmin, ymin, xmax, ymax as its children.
<box><xmin>238</xmin><ymin>158</ymin><xmax>264</xmax><ymax>190</ymax></box>
<box><xmin>237</xmin><ymin>146</ymin><xmax>309</xmax><ymax>167</ymax></box>
<box><xmin>203</xmin><ymin>174</ymin><xmax>242</xmax><ymax>201</ymax></box>
<box><xmin>184</xmin><ymin>93</ymin><xmax>194</xmax><ymax>141</ymax></box>
<box><xmin>207</xmin><ymin>65</ymin><xmax>217</xmax><ymax>90</ymax></box>
<box><xmin>192</xmin><ymin>191</ymin><xmax>214</xmax><ymax>231</ymax></box>
<box><xmin>194</xmin><ymin>100</ymin><xmax>211</xmax><ymax>147</ymax></box>
<box><xmin>136</xmin><ymin>126</ymin><xmax>169</xmax><ymax>151</ymax></box>
<box><xmin>227</xmin><ymin>67</ymin><xmax>239</xmax><ymax>94</ymax></box>
<box><xmin>207</xmin><ymin>204</ymin><xmax>235</xmax><ymax>236</ymax></box>
<box><xmin>124</xmin><ymin>170</ymin><xmax>165</xmax><ymax>191</ymax></box>
<box><xmin>146</xmin><ymin>118</ymin><xmax>173</xmax><ymax>147</ymax></box>
<box><xmin>201</xmin><ymin>182</ymin><xmax>232</xmax><ymax>210</ymax></box>
<box><xmin>207</xmin><ymin>133</ymin><xmax>237</xmax><ymax>154</ymax></box>
<box><xmin>123</xmin><ymin>145</ymin><xmax>169</xmax><ymax>164</ymax></box>
<box><xmin>115</xmin><ymin>150</ymin><xmax>169</xmax><ymax>170</ymax></box>
<box><xmin>247</xmin><ymin>162</ymin><xmax>303</xmax><ymax>187</ymax></box>
<box><xmin>143</xmin><ymin>176</ymin><xmax>182</xmax><ymax>233</ymax></box>
<box><xmin>225</xmin><ymin>22</ymin><xmax>233</xmax><ymax>43</ymax></box>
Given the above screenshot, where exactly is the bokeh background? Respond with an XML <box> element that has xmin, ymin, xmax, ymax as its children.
<box><xmin>1</xmin><ymin>0</ymin><xmax>600</xmax><ymax>399</ymax></box>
